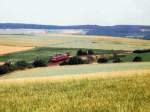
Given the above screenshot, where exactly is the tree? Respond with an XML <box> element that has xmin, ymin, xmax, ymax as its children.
<box><xmin>68</xmin><ymin>56</ymin><xmax>84</xmax><ymax>65</ymax></box>
<box><xmin>97</xmin><ymin>58</ymin><xmax>108</xmax><ymax>63</ymax></box>
<box><xmin>76</xmin><ymin>49</ymin><xmax>87</xmax><ymax>56</ymax></box>
<box><xmin>113</xmin><ymin>58</ymin><xmax>122</xmax><ymax>63</ymax></box>
<box><xmin>4</xmin><ymin>61</ymin><xmax>16</xmax><ymax>71</ymax></box>
<box><xmin>87</xmin><ymin>49</ymin><xmax>95</xmax><ymax>55</ymax></box>
<box><xmin>133</xmin><ymin>56</ymin><xmax>142</xmax><ymax>62</ymax></box>
<box><xmin>112</xmin><ymin>53</ymin><xmax>122</xmax><ymax>63</ymax></box>
<box><xmin>15</xmin><ymin>60</ymin><xmax>31</xmax><ymax>70</ymax></box>
<box><xmin>59</xmin><ymin>61</ymin><xmax>68</xmax><ymax>66</ymax></box>
<box><xmin>0</xmin><ymin>65</ymin><xmax>10</xmax><ymax>75</ymax></box>
<box><xmin>32</xmin><ymin>58</ymin><xmax>47</xmax><ymax>67</ymax></box>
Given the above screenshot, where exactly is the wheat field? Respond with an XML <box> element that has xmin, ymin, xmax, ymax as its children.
<box><xmin>0</xmin><ymin>34</ymin><xmax>150</xmax><ymax>50</ymax></box>
<box><xmin>0</xmin><ymin>69</ymin><xmax>150</xmax><ymax>112</ymax></box>
<box><xmin>0</xmin><ymin>45</ymin><xmax>34</xmax><ymax>55</ymax></box>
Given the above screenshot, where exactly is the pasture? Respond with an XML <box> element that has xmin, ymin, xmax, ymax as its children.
<box><xmin>1</xmin><ymin>62</ymin><xmax>150</xmax><ymax>79</ymax></box>
<box><xmin>0</xmin><ymin>34</ymin><xmax>150</xmax><ymax>50</ymax></box>
<box><xmin>0</xmin><ymin>69</ymin><xmax>150</xmax><ymax>112</ymax></box>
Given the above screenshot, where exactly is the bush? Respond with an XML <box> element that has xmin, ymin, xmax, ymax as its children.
<box><xmin>87</xmin><ymin>49</ymin><xmax>95</xmax><ymax>55</ymax></box>
<box><xmin>76</xmin><ymin>49</ymin><xmax>87</xmax><ymax>56</ymax></box>
<box><xmin>15</xmin><ymin>60</ymin><xmax>31</xmax><ymax>70</ymax></box>
<box><xmin>59</xmin><ymin>61</ymin><xmax>68</xmax><ymax>66</ymax></box>
<box><xmin>0</xmin><ymin>65</ymin><xmax>10</xmax><ymax>75</ymax></box>
<box><xmin>68</xmin><ymin>56</ymin><xmax>84</xmax><ymax>65</ymax></box>
<box><xmin>4</xmin><ymin>62</ymin><xmax>16</xmax><ymax>71</ymax></box>
<box><xmin>32</xmin><ymin>58</ymin><xmax>47</xmax><ymax>67</ymax></box>
<box><xmin>133</xmin><ymin>56</ymin><xmax>142</xmax><ymax>62</ymax></box>
<box><xmin>97</xmin><ymin>58</ymin><xmax>108</xmax><ymax>63</ymax></box>
<box><xmin>112</xmin><ymin>53</ymin><xmax>122</xmax><ymax>63</ymax></box>
<box><xmin>133</xmin><ymin>49</ymin><xmax>150</xmax><ymax>53</ymax></box>
<box><xmin>113</xmin><ymin>58</ymin><xmax>122</xmax><ymax>63</ymax></box>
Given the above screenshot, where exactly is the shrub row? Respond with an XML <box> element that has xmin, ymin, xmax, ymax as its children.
<box><xmin>77</xmin><ymin>49</ymin><xmax>95</xmax><ymax>56</ymax></box>
<box><xmin>60</xmin><ymin>56</ymin><xmax>87</xmax><ymax>66</ymax></box>
<box><xmin>0</xmin><ymin>58</ymin><xmax>48</xmax><ymax>76</ymax></box>
<box><xmin>133</xmin><ymin>49</ymin><xmax>150</xmax><ymax>53</ymax></box>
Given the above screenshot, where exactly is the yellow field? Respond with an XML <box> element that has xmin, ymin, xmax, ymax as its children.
<box><xmin>0</xmin><ymin>69</ymin><xmax>150</xmax><ymax>112</ymax></box>
<box><xmin>1</xmin><ymin>69</ymin><xmax>150</xmax><ymax>84</ymax></box>
<box><xmin>92</xmin><ymin>35</ymin><xmax>150</xmax><ymax>45</ymax></box>
<box><xmin>0</xmin><ymin>45</ymin><xmax>34</xmax><ymax>55</ymax></box>
<box><xmin>0</xmin><ymin>34</ymin><xmax>150</xmax><ymax>50</ymax></box>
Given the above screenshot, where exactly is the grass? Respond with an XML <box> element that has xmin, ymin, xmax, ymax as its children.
<box><xmin>0</xmin><ymin>70</ymin><xmax>150</xmax><ymax>112</ymax></box>
<box><xmin>2</xmin><ymin>62</ymin><xmax>150</xmax><ymax>79</ymax></box>
<box><xmin>120</xmin><ymin>53</ymin><xmax>150</xmax><ymax>62</ymax></box>
<box><xmin>0</xmin><ymin>47</ymin><xmax>114</xmax><ymax>62</ymax></box>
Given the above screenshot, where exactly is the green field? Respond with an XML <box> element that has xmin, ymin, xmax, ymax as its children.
<box><xmin>0</xmin><ymin>47</ymin><xmax>114</xmax><ymax>62</ymax></box>
<box><xmin>120</xmin><ymin>53</ymin><xmax>150</xmax><ymax>62</ymax></box>
<box><xmin>0</xmin><ymin>47</ymin><xmax>149</xmax><ymax>63</ymax></box>
<box><xmin>0</xmin><ymin>72</ymin><xmax>150</xmax><ymax>112</ymax></box>
<box><xmin>2</xmin><ymin>62</ymin><xmax>150</xmax><ymax>79</ymax></box>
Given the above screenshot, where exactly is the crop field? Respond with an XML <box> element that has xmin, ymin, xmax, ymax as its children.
<box><xmin>0</xmin><ymin>69</ymin><xmax>150</xmax><ymax>112</ymax></box>
<box><xmin>0</xmin><ymin>45</ymin><xmax>34</xmax><ymax>55</ymax></box>
<box><xmin>0</xmin><ymin>34</ymin><xmax>150</xmax><ymax>50</ymax></box>
<box><xmin>0</xmin><ymin>47</ymin><xmax>115</xmax><ymax>62</ymax></box>
<box><xmin>1</xmin><ymin>62</ymin><xmax>150</xmax><ymax>79</ymax></box>
<box><xmin>0</xmin><ymin>31</ymin><xmax>150</xmax><ymax>112</ymax></box>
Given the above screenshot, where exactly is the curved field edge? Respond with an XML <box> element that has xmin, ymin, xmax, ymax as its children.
<box><xmin>1</xmin><ymin>62</ymin><xmax>150</xmax><ymax>79</ymax></box>
<box><xmin>0</xmin><ymin>34</ymin><xmax>150</xmax><ymax>50</ymax></box>
<box><xmin>0</xmin><ymin>71</ymin><xmax>150</xmax><ymax>112</ymax></box>
<box><xmin>0</xmin><ymin>69</ymin><xmax>150</xmax><ymax>84</ymax></box>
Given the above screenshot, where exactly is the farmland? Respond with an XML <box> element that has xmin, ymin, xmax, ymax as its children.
<box><xmin>0</xmin><ymin>34</ymin><xmax>150</xmax><ymax>50</ymax></box>
<box><xmin>0</xmin><ymin>45</ymin><xmax>33</xmax><ymax>55</ymax></box>
<box><xmin>0</xmin><ymin>69</ymin><xmax>150</xmax><ymax>112</ymax></box>
<box><xmin>0</xmin><ymin>47</ymin><xmax>115</xmax><ymax>62</ymax></box>
<box><xmin>1</xmin><ymin>62</ymin><xmax>150</xmax><ymax>79</ymax></box>
<box><xmin>0</xmin><ymin>31</ymin><xmax>150</xmax><ymax>112</ymax></box>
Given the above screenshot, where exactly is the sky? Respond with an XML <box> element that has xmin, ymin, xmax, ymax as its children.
<box><xmin>0</xmin><ymin>0</ymin><xmax>150</xmax><ymax>25</ymax></box>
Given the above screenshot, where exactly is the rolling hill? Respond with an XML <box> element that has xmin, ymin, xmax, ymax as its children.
<box><xmin>0</xmin><ymin>23</ymin><xmax>150</xmax><ymax>40</ymax></box>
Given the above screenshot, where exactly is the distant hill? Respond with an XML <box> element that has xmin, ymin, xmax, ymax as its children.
<box><xmin>87</xmin><ymin>25</ymin><xmax>150</xmax><ymax>40</ymax></box>
<box><xmin>0</xmin><ymin>23</ymin><xmax>100</xmax><ymax>29</ymax></box>
<box><xmin>0</xmin><ymin>23</ymin><xmax>150</xmax><ymax>40</ymax></box>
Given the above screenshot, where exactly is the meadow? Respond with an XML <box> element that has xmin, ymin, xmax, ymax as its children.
<box><xmin>0</xmin><ymin>70</ymin><xmax>150</xmax><ymax>112</ymax></box>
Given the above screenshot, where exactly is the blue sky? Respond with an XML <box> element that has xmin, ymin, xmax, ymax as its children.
<box><xmin>0</xmin><ymin>0</ymin><xmax>150</xmax><ymax>25</ymax></box>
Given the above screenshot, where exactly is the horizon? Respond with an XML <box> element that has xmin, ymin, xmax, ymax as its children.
<box><xmin>0</xmin><ymin>22</ymin><xmax>150</xmax><ymax>27</ymax></box>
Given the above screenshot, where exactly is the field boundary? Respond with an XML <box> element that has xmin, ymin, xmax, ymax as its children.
<box><xmin>0</xmin><ymin>69</ymin><xmax>150</xmax><ymax>84</ymax></box>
